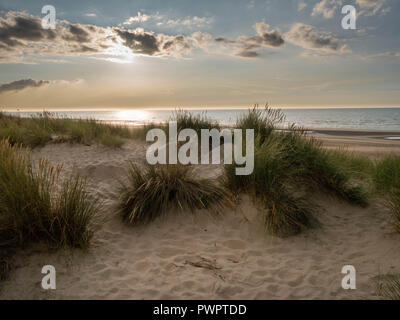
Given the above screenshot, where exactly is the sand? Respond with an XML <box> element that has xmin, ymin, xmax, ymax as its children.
<box><xmin>1</xmin><ymin>130</ymin><xmax>400</xmax><ymax>300</ymax></box>
<box><xmin>313</xmin><ymin>128</ymin><xmax>400</xmax><ymax>158</ymax></box>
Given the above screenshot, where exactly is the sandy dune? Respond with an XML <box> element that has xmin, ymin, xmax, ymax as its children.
<box><xmin>1</xmin><ymin>133</ymin><xmax>400</xmax><ymax>300</ymax></box>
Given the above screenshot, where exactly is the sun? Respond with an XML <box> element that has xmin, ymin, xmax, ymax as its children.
<box><xmin>117</xmin><ymin>109</ymin><xmax>150</xmax><ymax>122</ymax></box>
<box><xmin>101</xmin><ymin>31</ymin><xmax>136</xmax><ymax>63</ymax></box>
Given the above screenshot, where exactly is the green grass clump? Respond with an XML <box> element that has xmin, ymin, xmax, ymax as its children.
<box><xmin>226</xmin><ymin>133</ymin><xmax>318</xmax><ymax>237</ymax></box>
<box><xmin>118</xmin><ymin>163</ymin><xmax>232</xmax><ymax>225</ymax></box>
<box><xmin>291</xmin><ymin>136</ymin><xmax>369</xmax><ymax>207</ymax></box>
<box><xmin>374</xmin><ymin>156</ymin><xmax>400</xmax><ymax>194</ymax></box>
<box><xmin>326</xmin><ymin>148</ymin><xmax>375</xmax><ymax>179</ymax></box>
<box><xmin>373</xmin><ymin>156</ymin><xmax>400</xmax><ymax>233</ymax></box>
<box><xmin>236</xmin><ymin>104</ymin><xmax>284</xmax><ymax>144</ymax></box>
<box><xmin>0</xmin><ymin>112</ymin><xmax>132</xmax><ymax>148</ymax></box>
<box><xmin>0</xmin><ymin>139</ymin><xmax>98</xmax><ymax>280</ymax></box>
<box><xmin>131</xmin><ymin>123</ymin><xmax>166</xmax><ymax>140</ymax></box>
<box><xmin>172</xmin><ymin>109</ymin><xmax>220</xmax><ymax>134</ymax></box>
<box><xmin>225</xmin><ymin>105</ymin><xmax>369</xmax><ymax>237</ymax></box>
<box><xmin>376</xmin><ymin>274</ymin><xmax>400</xmax><ymax>300</ymax></box>
<box><xmin>387</xmin><ymin>190</ymin><xmax>400</xmax><ymax>234</ymax></box>
<box><xmin>129</xmin><ymin>110</ymin><xmax>219</xmax><ymax>141</ymax></box>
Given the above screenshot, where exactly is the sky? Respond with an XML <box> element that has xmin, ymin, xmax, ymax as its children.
<box><xmin>0</xmin><ymin>0</ymin><xmax>399</xmax><ymax>110</ymax></box>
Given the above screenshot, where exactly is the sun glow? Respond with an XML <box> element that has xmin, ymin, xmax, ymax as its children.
<box><xmin>117</xmin><ymin>109</ymin><xmax>150</xmax><ymax>122</ymax></box>
<box><xmin>101</xmin><ymin>32</ymin><xmax>137</xmax><ymax>63</ymax></box>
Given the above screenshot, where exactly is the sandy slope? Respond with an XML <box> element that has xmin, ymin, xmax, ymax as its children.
<box><xmin>1</xmin><ymin>137</ymin><xmax>400</xmax><ymax>300</ymax></box>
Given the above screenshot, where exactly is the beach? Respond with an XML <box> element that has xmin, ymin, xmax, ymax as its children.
<box><xmin>314</xmin><ymin>129</ymin><xmax>400</xmax><ymax>158</ymax></box>
<box><xmin>1</xmin><ymin>128</ymin><xmax>399</xmax><ymax>300</ymax></box>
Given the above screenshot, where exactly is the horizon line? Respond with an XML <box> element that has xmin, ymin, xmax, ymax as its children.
<box><xmin>2</xmin><ymin>105</ymin><xmax>400</xmax><ymax>112</ymax></box>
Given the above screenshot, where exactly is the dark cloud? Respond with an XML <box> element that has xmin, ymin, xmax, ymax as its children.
<box><xmin>236</xmin><ymin>50</ymin><xmax>259</xmax><ymax>58</ymax></box>
<box><xmin>114</xmin><ymin>28</ymin><xmax>192</xmax><ymax>57</ymax></box>
<box><xmin>0</xmin><ymin>12</ymin><xmax>107</xmax><ymax>60</ymax></box>
<box><xmin>285</xmin><ymin>23</ymin><xmax>349</xmax><ymax>53</ymax></box>
<box><xmin>240</xmin><ymin>22</ymin><xmax>284</xmax><ymax>48</ymax></box>
<box><xmin>0</xmin><ymin>12</ymin><xmax>284</xmax><ymax>63</ymax></box>
<box><xmin>213</xmin><ymin>22</ymin><xmax>284</xmax><ymax>58</ymax></box>
<box><xmin>115</xmin><ymin>29</ymin><xmax>159</xmax><ymax>55</ymax></box>
<box><xmin>214</xmin><ymin>37</ymin><xmax>237</xmax><ymax>45</ymax></box>
<box><xmin>0</xmin><ymin>78</ymin><xmax>50</xmax><ymax>94</ymax></box>
<box><xmin>63</xmin><ymin>24</ymin><xmax>91</xmax><ymax>43</ymax></box>
<box><xmin>0</xmin><ymin>13</ymin><xmax>57</xmax><ymax>48</ymax></box>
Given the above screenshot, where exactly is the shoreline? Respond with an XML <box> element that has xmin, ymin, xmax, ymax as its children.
<box><xmin>311</xmin><ymin>128</ymin><xmax>400</xmax><ymax>137</ymax></box>
<box><xmin>309</xmin><ymin>129</ymin><xmax>400</xmax><ymax>158</ymax></box>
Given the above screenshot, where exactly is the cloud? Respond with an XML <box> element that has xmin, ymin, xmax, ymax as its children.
<box><xmin>307</xmin><ymin>0</ymin><xmax>389</xmax><ymax>19</ymax></box>
<box><xmin>157</xmin><ymin>16</ymin><xmax>213</xmax><ymax>29</ymax></box>
<box><xmin>85</xmin><ymin>13</ymin><xmax>97</xmax><ymax>17</ymax></box>
<box><xmin>213</xmin><ymin>22</ymin><xmax>284</xmax><ymax>58</ymax></box>
<box><xmin>0</xmin><ymin>78</ymin><xmax>50</xmax><ymax>94</ymax></box>
<box><xmin>0</xmin><ymin>11</ymin><xmax>283</xmax><ymax>63</ymax></box>
<box><xmin>191</xmin><ymin>31</ymin><xmax>212</xmax><ymax>49</ymax></box>
<box><xmin>114</xmin><ymin>28</ymin><xmax>192</xmax><ymax>57</ymax></box>
<box><xmin>247</xmin><ymin>22</ymin><xmax>285</xmax><ymax>47</ymax></box>
<box><xmin>0</xmin><ymin>12</ymin><xmax>57</xmax><ymax>47</ymax></box>
<box><xmin>311</xmin><ymin>0</ymin><xmax>342</xmax><ymax>19</ymax></box>
<box><xmin>0</xmin><ymin>11</ymin><xmax>198</xmax><ymax>62</ymax></box>
<box><xmin>123</xmin><ymin>12</ymin><xmax>151</xmax><ymax>25</ymax></box>
<box><xmin>121</xmin><ymin>12</ymin><xmax>213</xmax><ymax>30</ymax></box>
<box><xmin>298</xmin><ymin>1</ymin><xmax>308</xmax><ymax>11</ymax></box>
<box><xmin>367</xmin><ymin>51</ymin><xmax>400</xmax><ymax>58</ymax></box>
<box><xmin>0</xmin><ymin>11</ymin><xmax>112</xmax><ymax>61</ymax></box>
<box><xmin>285</xmin><ymin>23</ymin><xmax>349</xmax><ymax>53</ymax></box>
<box><xmin>236</xmin><ymin>50</ymin><xmax>259</xmax><ymax>58</ymax></box>
<box><xmin>356</xmin><ymin>0</ymin><xmax>389</xmax><ymax>16</ymax></box>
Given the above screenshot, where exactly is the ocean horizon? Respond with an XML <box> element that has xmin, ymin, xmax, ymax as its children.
<box><xmin>4</xmin><ymin>107</ymin><xmax>400</xmax><ymax>131</ymax></box>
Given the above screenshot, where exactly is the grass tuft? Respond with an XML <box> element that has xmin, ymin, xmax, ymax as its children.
<box><xmin>376</xmin><ymin>274</ymin><xmax>400</xmax><ymax>300</ymax></box>
<box><xmin>373</xmin><ymin>156</ymin><xmax>400</xmax><ymax>233</ymax></box>
<box><xmin>225</xmin><ymin>104</ymin><xmax>369</xmax><ymax>237</ymax></box>
<box><xmin>0</xmin><ymin>111</ymin><xmax>132</xmax><ymax>148</ymax></box>
<box><xmin>387</xmin><ymin>190</ymin><xmax>400</xmax><ymax>234</ymax></box>
<box><xmin>291</xmin><ymin>137</ymin><xmax>369</xmax><ymax>207</ymax></box>
<box><xmin>172</xmin><ymin>109</ymin><xmax>220</xmax><ymax>134</ymax></box>
<box><xmin>236</xmin><ymin>104</ymin><xmax>284</xmax><ymax>144</ymax></box>
<box><xmin>374</xmin><ymin>156</ymin><xmax>400</xmax><ymax>194</ymax></box>
<box><xmin>118</xmin><ymin>163</ymin><xmax>232</xmax><ymax>225</ymax></box>
<box><xmin>226</xmin><ymin>132</ymin><xmax>318</xmax><ymax>237</ymax></box>
<box><xmin>0</xmin><ymin>139</ymin><xmax>98</xmax><ymax>280</ymax></box>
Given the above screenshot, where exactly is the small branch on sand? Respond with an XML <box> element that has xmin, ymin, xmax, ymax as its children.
<box><xmin>184</xmin><ymin>256</ymin><xmax>221</xmax><ymax>270</ymax></box>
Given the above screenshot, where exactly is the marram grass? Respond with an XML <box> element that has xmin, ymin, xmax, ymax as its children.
<box><xmin>376</xmin><ymin>274</ymin><xmax>400</xmax><ymax>300</ymax></box>
<box><xmin>374</xmin><ymin>155</ymin><xmax>400</xmax><ymax>194</ymax></box>
<box><xmin>387</xmin><ymin>190</ymin><xmax>400</xmax><ymax>234</ymax></box>
<box><xmin>0</xmin><ymin>139</ymin><xmax>98</xmax><ymax>280</ymax></box>
<box><xmin>373</xmin><ymin>156</ymin><xmax>400</xmax><ymax>233</ymax></box>
<box><xmin>225</xmin><ymin>132</ymin><xmax>319</xmax><ymax>237</ymax></box>
<box><xmin>130</xmin><ymin>109</ymin><xmax>220</xmax><ymax>140</ymax></box>
<box><xmin>118</xmin><ymin>163</ymin><xmax>233</xmax><ymax>225</ymax></box>
<box><xmin>172</xmin><ymin>109</ymin><xmax>220</xmax><ymax>133</ymax></box>
<box><xmin>0</xmin><ymin>111</ymin><xmax>132</xmax><ymax>148</ymax></box>
<box><xmin>225</xmin><ymin>105</ymin><xmax>369</xmax><ymax>237</ymax></box>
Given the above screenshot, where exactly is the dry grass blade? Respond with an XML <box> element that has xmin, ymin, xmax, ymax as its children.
<box><xmin>185</xmin><ymin>257</ymin><xmax>222</xmax><ymax>270</ymax></box>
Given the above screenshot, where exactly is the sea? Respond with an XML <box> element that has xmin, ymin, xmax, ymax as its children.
<box><xmin>4</xmin><ymin>107</ymin><xmax>400</xmax><ymax>131</ymax></box>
